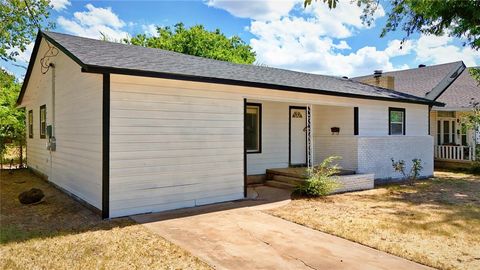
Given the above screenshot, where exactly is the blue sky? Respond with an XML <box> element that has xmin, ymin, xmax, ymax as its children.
<box><xmin>4</xmin><ymin>0</ymin><xmax>480</xmax><ymax>79</ymax></box>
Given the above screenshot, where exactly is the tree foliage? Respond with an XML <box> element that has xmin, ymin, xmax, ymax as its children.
<box><xmin>0</xmin><ymin>0</ymin><xmax>53</xmax><ymax>62</ymax></box>
<box><xmin>125</xmin><ymin>23</ymin><xmax>256</xmax><ymax>64</ymax></box>
<box><xmin>0</xmin><ymin>69</ymin><xmax>25</xmax><ymax>161</ymax></box>
<box><xmin>304</xmin><ymin>0</ymin><xmax>480</xmax><ymax>50</ymax></box>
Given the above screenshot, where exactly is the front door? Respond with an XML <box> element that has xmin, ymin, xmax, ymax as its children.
<box><xmin>290</xmin><ymin>107</ymin><xmax>307</xmax><ymax>166</ymax></box>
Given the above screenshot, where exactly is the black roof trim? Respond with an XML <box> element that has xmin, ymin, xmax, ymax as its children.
<box><xmin>16</xmin><ymin>32</ymin><xmax>42</xmax><ymax>106</ymax></box>
<box><xmin>82</xmin><ymin>65</ymin><xmax>443</xmax><ymax>106</ymax></box>
<box><xmin>425</xmin><ymin>62</ymin><xmax>466</xmax><ymax>101</ymax></box>
<box><xmin>17</xmin><ymin>31</ymin><xmax>444</xmax><ymax>107</ymax></box>
<box><xmin>17</xmin><ymin>31</ymin><xmax>87</xmax><ymax>106</ymax></box>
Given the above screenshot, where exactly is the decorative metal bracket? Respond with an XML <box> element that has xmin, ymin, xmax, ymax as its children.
<box><xmin>40</xmin><ymin>41</ymin><xmax>59</xmax><ymax>74</ymax></box>
<box><xmin>306</xmin><ymin>105</ymin><xmax>313</xmax><ymax>168</ymax></box>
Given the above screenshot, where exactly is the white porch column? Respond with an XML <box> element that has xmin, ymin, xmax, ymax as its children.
<box><xmin>307</xmin><ymin>104</ymin><xmax>314</xmax><ymax>168</ymax></box>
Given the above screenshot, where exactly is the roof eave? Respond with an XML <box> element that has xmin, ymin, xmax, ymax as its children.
<box><xmin>16</xmin><ymin>31</ymin><xmax>42</xmax><ymax>107</ymax></box>
<box><xmin>82</xmin><ymin>65</ymin><xmax>439</xmax><ymax>106</ymax></box>
<box><xmin>16</xmin><ymin>31</ymin><xmax>87</xmax><ymax>106</ymax></box>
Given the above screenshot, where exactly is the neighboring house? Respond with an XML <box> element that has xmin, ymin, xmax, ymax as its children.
<box><xmin>18</xmin><ymin>31</ymin><xmax>441</xmax><ymax>218</ymax></box>
<box><xmin>354</xmin><ymin>62</ymin><xmax>480</xmax><ymax>168</ymax></box>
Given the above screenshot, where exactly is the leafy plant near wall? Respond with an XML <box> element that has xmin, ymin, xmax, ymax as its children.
<box><xmin>294</xmin><ymin>156</ymin><xmax>342</xmax><ymax>196</ymax></box>
<box><xmin>462</xmin><ymin>98</ymin><xmax>480</xmax><ymax>174</ymax></box>
<box><xmin>391</xmin><ymin>158</ymin><xmax>423</xmax><ymax>185</ymax></box>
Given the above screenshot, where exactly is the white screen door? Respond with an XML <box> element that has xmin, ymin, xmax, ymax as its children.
<box><xmin>290</xmin><ymin>108</ymin><xmax>307</xmax><ymax>165</ymax></box>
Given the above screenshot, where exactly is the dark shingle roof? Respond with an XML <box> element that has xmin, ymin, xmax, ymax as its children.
<box><xmin>353</xmin><ymin>62</ymin><xmax>479</xmax><ymax>110</ymax></box>
<box><xmin>19</xmin><ymin>31</ymin><xmax>440</xmax><ymax>106</ymax></box>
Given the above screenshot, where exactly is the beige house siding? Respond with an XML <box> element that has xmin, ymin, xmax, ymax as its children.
<box><xmin>21</xmin><ymin>38</ymin><xmax>103</xmax><ymax>209</ymax></box>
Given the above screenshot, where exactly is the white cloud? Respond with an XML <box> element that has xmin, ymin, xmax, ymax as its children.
<box><xmin>247</xmin><ymin>2</ymin><xmax>400</xmax><ymax>77</ymax></box>
<box><xmin>304</xmin><ymin>1</ymin><xmax>384</xmax><ymax>37</ymax></box>
<box><xmin>250</xmin><ymin>23</ymin><xmax>401</xmax><ymax>77</ymax></box>
<box><xmin>57</xmin><ymin>4</ymin><xmax>129</xmax><ymax>40</ymax></box>
<box><xmin>205</xmin><ymin>0</ymin><xmax>301</xmax><ymax>21</ymax></box>
<box><xmin>142</xmin><ymin>24</ymin><xmax>159</xmax><ymax>37</ymax></box>
<box><xmin>413</xmin><ymin>34</ymin><xmax>480</xmax><ymax>66</ymax></box>
<box><xmin>6</xmin><ymin>42</ymin><xmax>34</xmax><ymax>63</ymax></box>
<box><xmin>49</xmin><ymin>0</ymin><xmax>70</xmax><ymax>11</ymax></box>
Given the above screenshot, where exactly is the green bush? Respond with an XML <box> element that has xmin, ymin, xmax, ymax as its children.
<box><xmin>294</xmin><ymin>156</ymin><xmax>342</xmax><ymax>197</ymax></box>
<box><xmin>469</xmin><ymin>161</ymin><xmax>480</xmax><ymax>175</ymax></box>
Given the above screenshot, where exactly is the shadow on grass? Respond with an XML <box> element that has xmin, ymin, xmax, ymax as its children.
<box><xmin>0</xmin><ymin>169</ymin><xmax>133</xmax><ymax>244</ymax></box>
<box><xmin>2</xmin><ymin>169</ymin><xmax>293</xmax><ymax>243</ymax></box>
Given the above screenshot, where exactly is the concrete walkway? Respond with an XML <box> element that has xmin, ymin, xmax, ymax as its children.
<box><xmin>132</xmin><ymin>186</ymin><xmax>432</xmax><ymax>270</ymax></box>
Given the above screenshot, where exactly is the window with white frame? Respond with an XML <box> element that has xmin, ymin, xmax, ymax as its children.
<box><xmin>437</xmin><ymin>111</ymin><xmax>457</xmax><ymax>145</ymax></box>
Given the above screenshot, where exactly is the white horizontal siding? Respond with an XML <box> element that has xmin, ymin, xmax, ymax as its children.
<box><xmin>358</xmin><ymin>103</ymin><xmax>429</xmax><ymax>136</ymax></box>
<box><xmin>247</xmin><ymin>101</ymin><xmax>290</xmax><ymax>175</ymax></box>
<box><xmin>22</xmin><ymin>38</ymin><xmax>102</xmax><ymax>209</ymax></box>
<box><xmin>109</xmin><ymin>77</ymin><xmax>245</xmax><ymax>218</ymax></box>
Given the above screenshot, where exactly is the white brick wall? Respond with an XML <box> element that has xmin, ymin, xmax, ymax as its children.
<box><xmin>313</xmin><ymin>136</ymin><xmax>358</xmax><ymax>171</ymax></box>
<box><xmin>357</xmin><ymin>136</ymin><xmax>434</xmax><ymax>180</ymax></box>
<box><xmin>335</xmin><ymin>173</ymin><xmax>374</xmax><ymax>193</ymax></box>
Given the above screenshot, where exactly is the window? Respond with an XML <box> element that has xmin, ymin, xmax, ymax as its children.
<box><xmin>389</xmin><ymin>108</ymin><xmax>405</xmax><ymax>135</ymax></box>
<box><xmin>437</xmin><ymin>111</ymin><xmax>455</xmax><ymax>118</ymax></box>
<box><xmin>438</xmin><ymin>119</ymin><xmax>456</xmax><ymax>145</ymax></box>
<box><xmin>245</xmin><ymin>103</ymin><xmax>261</xmax><ymax>153</ymax></box>
<box><xmin>461</xmin><ymin>123</ymin><xmax>468</xmax><ymax>146</ymax></box>
<box><xmin>28</xmin><ymin>110</ymin><xmax>33</xmax><ymax>138</ymax></box>
<box><xmin>40</xmin><ymin>105</ymin><xmax>46</xmax><ymax>139</ymax></box>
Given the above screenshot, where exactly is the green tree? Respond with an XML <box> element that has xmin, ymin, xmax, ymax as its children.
<box><xmin>125</xmin><ymin>23</ymin><xmax>256</xmax><ymax>64</ymax></box>
<box><xmin>304</xmin><ymin>0</ymin><xmax>480</xmax><ymax>50</ymax></box>
<box><xmin>0</xmin><ymin>69</ymin><xmax>25</xmax><ymax>167</ymax></box>
<box><xmin>0</xmin><ymin>0</ymin><xmax>53</xmax><ymax>62</ymax></box>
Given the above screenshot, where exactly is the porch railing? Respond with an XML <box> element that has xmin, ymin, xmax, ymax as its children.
<box><xmin>434</xmin><ymin>145</ymin><xmax>475</xmax><ymax>161</ymax></box>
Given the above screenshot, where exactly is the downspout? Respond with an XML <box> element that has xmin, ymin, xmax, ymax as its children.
<box><xmin>49</xmin><ymin>63</ymin><xmax>56</xmax><ymax>179</ymax></box>
<box><xmin>51</xmin><ymin>63</ymin><xmax>56</xmax><ymax>139</ymax></box>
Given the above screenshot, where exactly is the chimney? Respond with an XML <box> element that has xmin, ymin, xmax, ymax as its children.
<box><xmin>418</xmin><ymin>64</ymin><xmax>426</xmax><ymax>68</ymax></box>
<box><xmin>359</xmin><ymin>70</ymin><xmax>394</xmax><ymax>90</ymax></box>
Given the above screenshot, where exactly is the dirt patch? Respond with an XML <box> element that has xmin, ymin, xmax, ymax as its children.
<box><xmin>0</xmin><ymin>169</ymin><xmax>211</xmax><ymax>269</ymax></box>
<box><xmin>267</xmin><ymin>171</ymin><xmax>480</xmax><ymax>270</ymax></box>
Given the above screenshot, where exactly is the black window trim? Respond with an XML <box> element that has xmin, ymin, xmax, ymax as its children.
<box><xmin>245</xmin><ymin>102</ymin><xmax>262</xmax><ymax>154</ymax></box>
<box><xmin>28</xmin><ymin>110</ymin><xmax>33</xmax><ymax>138</ymax></box>
<box><xmin>39</xmin><ymin>104</ymin><xmax>47</xmax><ymax>139</ymax></box>
<box><xmin>388</xmin><ymin>107</ymin><xmax>406</xmax><ymax>135</ymax></box>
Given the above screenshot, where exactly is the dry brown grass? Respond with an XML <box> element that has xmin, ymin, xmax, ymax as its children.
<box><xmin>0</xmin><ymin>169</ymin><xmax>211</xmax><ymax>270</ymax></box>
<box><xmin>268</xmin><ymin>171</ymin><xmax>480</xmax><ymax>270</ymax></box>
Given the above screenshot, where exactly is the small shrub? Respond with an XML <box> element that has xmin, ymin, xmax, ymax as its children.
<box><xmin>391</xmin><ymin>158</ymin><xmax>423</xmax><ymax>185</ymax></box>
<box><xmin>469</xmin><ymin>161</ymin><xmax>480</xmax><ymax>175</ymax></box>
<box><xmin>294</xmin><ymin>156</ymin><xmax>342</xmax><ymax>196</ymax></box>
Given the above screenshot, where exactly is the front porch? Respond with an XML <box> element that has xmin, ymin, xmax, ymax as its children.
<box><xmin>245</xmin><ymin>98</ymin><xmax>434</xmax><ymax>186</ymax></box>
<box><xmin>263</xmin><ymin>167</ymin><xmax>374</xmax><ymax>193</ymax></box>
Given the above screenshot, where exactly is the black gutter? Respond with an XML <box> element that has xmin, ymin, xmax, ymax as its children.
<box><xmin>17</xmin><ymin>31</ymin><xmax>444</xmax><ymax>107</ymax></box>
<box><xmin>82</xmin><ymin>65</ymin><xmax>443</xmax><ymax>107</ymax></box>
<box><xmin>102</xmin><ymin>73</ymin><xmax>110</xmax><ymax>219</ymax></box>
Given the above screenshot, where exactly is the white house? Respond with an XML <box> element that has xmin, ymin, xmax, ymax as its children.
<box><xmin>354</xmin><ymin>62</ymin><xmax>480</xmax><ymax>168</ymax></box>
<box><xmin>18</xmin><ymin>31</ymin><xmax>442</xmax><ymax>218</ymax></box>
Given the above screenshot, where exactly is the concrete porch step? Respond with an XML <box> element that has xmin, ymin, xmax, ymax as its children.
<box><xmin>266</xmin><ymin>168</ymin><xmax>308</xmax><ymax>179</ymax></box>
<box><xmin>272</xmin><ymin>175</ymin><xmax>305</xmax><ymax>186</ymax></box>
<box><xmin>265</xmin><ymin>180</ymin><xmax>296</xmax><ymax>190</ymax></box>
